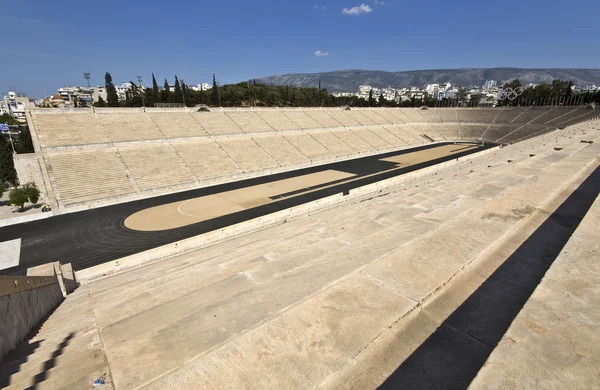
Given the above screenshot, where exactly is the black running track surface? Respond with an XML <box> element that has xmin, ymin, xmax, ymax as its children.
<box><xmin>0</xmin><ymin>142</ymin><xmax>495</xmax><ymax>275</ymax></box>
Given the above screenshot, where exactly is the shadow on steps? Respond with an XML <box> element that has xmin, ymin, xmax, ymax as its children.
<box><xmin>379</xmin><ymin>166</ymin><xmax>600</xmax><ymax>390</ymax></box>
<box><xmin>0</xmin><ymin>298</ymin><xmax>74</xmax><ymax>389</ymax></box>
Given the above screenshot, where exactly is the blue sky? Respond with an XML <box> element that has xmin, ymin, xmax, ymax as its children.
<box><xmin>2</xmin><ymin>0</ymin><xmax>599</xmax><ymax>98</ymax></box>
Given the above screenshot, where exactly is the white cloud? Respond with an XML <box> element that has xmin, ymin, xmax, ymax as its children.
<box><xmin>314</xmin><ymin>50</ymin><xmax>330</xmax><ymax>57</ymax></box>
<box><xmin>374</xmin><ymin>0</ymin><xmax>384</xmax><ymax>4</ymax></box>
<box><xmin>314</xmin><ymin>4</ymin><xmax>327</xmax><ymax>10</ymax></box>
<box><xmin>342</xmin><ymin>4</ymin><xmax>373</xmax><ymax>15</ymax></box>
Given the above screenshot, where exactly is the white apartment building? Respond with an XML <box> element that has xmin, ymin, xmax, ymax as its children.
<box><xmin>91</xmin><ymin>83</ymin><xmax>138</xmax><ymax>103</ymax></box>
<box><xmin>56</xmin><ymin>86</ymin><xmax>94</xmax><ymax>106</ymax></box>
<box><xmin>2</xmin><ymin>91</ymin><xmax>27</xmax><ymax>122</ymax></box>
<box><xmin>190</xmin><ymin>83</ymin><xmax>212</xmax><ymax>91</ymax></box>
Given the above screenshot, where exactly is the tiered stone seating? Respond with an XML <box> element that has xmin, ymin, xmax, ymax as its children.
<box><xmin>509</xmin><ymin>108</ymin><xmax>549</xmax><ymax>124</ymax></box>
<box><xmin>436</xmin><ymin>109</ymin><xmax>458</xmax><ymax>122</ymax></box>
<box><xmin>529</xmin><ymin>108</ymin><xmax>561</xmax><ymax>124</ymax></box>
<box><xmin>544</xmin><ymin>108</ymin><xmax>581</xmax><ymax>125</ymax></box>
<box><xmin>359</xmin><ymin>110</ymin><xmax>390</xmax><ymax>124</ymax></box>
<box><xmin>191</xmin><ymin>112</ymin><xmax>243</xmax><ymax>135</ymax></box>
<box><xmin>310</xmin><ymin>131</ymin><xmax>357</xmax><ymax>157</ymax></box>
<box><xmin>119</xmin><ymin>145</ymin><xmax>196</xmax><ymax>191</ymax></box>
<box><xmin>217</xmin><ymin>139</ymin><xmax>279</xmax><ymax>171</ymax></box>
<box><xmin>456</xmin><ymin>109</ymin><xmax>479</xmax><ymax>122</ymax></box>
<box><xmin>252</xmin><ymin>135</ymin><xmax>309</xmax><ymax>166</ymax></box>
<box><xmin>354</xmin><ymin>128</ymin><xmax>391</xmax><ymax>149</ymax></box>
<box><xmin>339</xmin><ymin>130</ymin><xmax>378</xmax><ymax>152</ymax></box>
<box><xmin>399</xmin><ymin>109</ymin><xmax>427</xmax><ymax>122</ymax></box>
<box><xmin>493</xmin><ymin>108</ymin><xmax>526</xmax><ymax>123</ymax></box>
<box><xmin>304</xmin><ymin>111</ymin><xmax>342</xmax><ymax>128</ymax></box>
<box><xmin>407</xmin><ymin>124</ymin><xmax>446</xmax><ymax>141</ymax></box>
<box><xmin>226</xmin><ymin>112</ymin><xmax>274</xmax><ymax>133</ymax></box>
<box><xmin>496</xmin><ymin>126</ymin><xmax>550</xmax><ymax>143</ymax></box>
<box><xmin>432</xmin><ymin>123</ymin><xmax>461</xmax><ymax>139</ymax></box>
<box><xmin>369</xmin><ymin>127</ymin><xmax>404</xmax><ymax>146</ymax></box>
<box><xmin>14</xmin><ymin>125</ymin><xmax>599</xmax><ymax>390</ymax></box>
<box><xmin>147</xmin><ymin>113</ymin><xmax>207</xmax><ymax>139</ymax></box>
<box><xmin>480</xmin><ymin>125</ymin><xmax>521</xmax><ymax>142</ymax></box>
<box><xmin>48</xmin><ymin>150</ymin><xmax>135</xmax><ymax>204</ymax></box>
<box><xmin>33</xmin><ymin>113</ymin><xmax>109</xmax><ymax>148</ymax></box>
<box><xmin>460</xmin><ymin>125</ymin><xmax>489</xmax><ymax>140</ymax></box>
<box><xmin>385</xmin><ymin>109</ymin><xmax>411</xmax><ymax>123</ymax></box>
<box><xmin>384</xmin><ymin>126</ymin><xmax>422</xmax><ymax>145</ymax></box>
<box><xmin>418</xmin><ymin>110</ymin><xmax>441</xmax><ymax>122</ymax></box>
<box><xmin>173</xmin><ymin>140</ymin><xmax>241</xmax><ymax>180</ymax></box>
<box><xmin>323</xmin><ymin>110</ymin><xmax>360</xmax><ymax>126</ymax></box>
<box><xmin>339</xmin><ymin>110</ymin><xmax>374</xmax><ymax>125</ymax></box>
<box><xmin>282</xmin><ymin>111</ymin><xmax>322</xmax><ymax>129</ymax></box>
<box><xmin>284</xmin><ymin>133</ymin><xmax>334</xmax><ymax>160</ymax></box>
<box><xmin>256</xmin><ymin>111</ymin><xmax>300</xmax><ymax>131</ymax></box>
<box><xmin>97</xmin><ymin>113</ymin><xmax>164</xmax><ymax>142</ymax></box>
<box><xmin>476</xmin><ymin>109</ymin><xmax>500</xmax><ymax>124</ymax></box>
<box><xmin>376</xmin><ymin>110</ymin><xmax>404</xmax><ymax>124</ymax></box>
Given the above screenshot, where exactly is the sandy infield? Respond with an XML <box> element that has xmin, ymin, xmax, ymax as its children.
<box><xmin>125</xmin><ymin>144</ymin><xmax>479</xmax><ymax>231</ymax></box>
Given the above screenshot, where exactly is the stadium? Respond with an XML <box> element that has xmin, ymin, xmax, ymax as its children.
<box><xmin>1</xmin><ymin>104</ymin><xmax>599</xmax><ymax>388</ymax></box>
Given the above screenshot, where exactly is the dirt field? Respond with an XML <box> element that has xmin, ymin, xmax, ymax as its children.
<box><xmin>125</xmin><ymin>143</ymin><xmax>480</xmax><ymax>231</ymax></box>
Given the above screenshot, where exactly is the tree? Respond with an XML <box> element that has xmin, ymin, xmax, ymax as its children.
<box><xmin>181</xmin><ymin>80</ymin><xmax>191</xmax><ymax>107</ymax></box>
<box><xmin>456</xmin><ymin>87</ymin><xmax>467</xmax><ymax>103</ymax></box>
<box><xmin>368</xmin><ymin>89</ymin><xmax>376</xmax><ymax>107</ymax></box>
<box><xmin>0</xmin><ymin>134</ymin><xmax>17</xmax><ymax>186</ymax></box>
<box><xmin>23</xmin><ymin>182</ymin><xmax>40</xmax><ymax>204</ymax></box>
<box><xmin>105</xmin><ymin>72</ymin><xmax>119</xmax><ymax>107</ymax></box>
<box><xmin>95</xmin><ymin>96</ymin><xmax>107</xmax><ymax>107</ymax></box>
<box><xmin>0</xmin><ymin>182</ymin><xmax>4</xmax><ymax>198</ymax></box>
<box><xmin>125</xmin><ymin>81</ymin><xmax>142</xmax><ymax>107</ymax></box>
<box><xmin>378</xmin><ymin>92</ymin><xmax>385</xmax><ymax>107</ymax></box>
<box><xmin>0</xmin><ymin>113</ymin><xmax>19</xmax><ymax>125</ymax></box>
<box><xmin>162</xmin><ymin>79</ymin><xmax>171</xmax><ymax>103</ymax></box>
<box><xmin>144</xmin><ymin>87</ymin><xmax>155</xmax><ymax>108</ymax></box>
<box><xmin>152</xmin><ymin>73</ymin><xmax>161</xmax><ymax>105</ymax></box>
<box><xmin>15</xmin><ymin>127</ymin><xmax>34</xmax><ymax>154</ymax></box>
<box><xmin>174</xmin><ymin>76</ymin><xmax>182</xmax><ymax>103</ymax></box>
<box><xmin>469</xmin><ymin>93</ymin><xmax>483</xmax><ymax>106</ymax></box>
<box><xmin>8</xmin><ymin>187</ymin><xmax>28</xmax><ymax>211</ymax></box>
<box><xmin>212</xmin><ymin>73</ymin><xmax>221</xmax><ymax>106</ymax></box>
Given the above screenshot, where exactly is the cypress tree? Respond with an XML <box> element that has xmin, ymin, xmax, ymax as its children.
<box><xmin>105</xmin><ymin>72</ymin><xmax>119</xmax><ymax>107</ymax></box>
<box><xmin>163</xmin><ymin>79</ymin><xmax>171</xmax><ymax>103</ymax></box>
<box><xmin>152</xmin><ymin>73</ymin><xmax>161</xmax><ymax>104</ymax></box>
<box><xmin>212</xmin><ymin>73</ymin><xmax>221</xmax><ymax>106</ymax></box>
<box><xmin>378</xmin><ymin>92</ymin><xmax>385</xmax><ymax>107</ymax></box>
<box><xmin>368</xmin><ymin>89</ymin><xmax>375</xmax><ymax>107</ymax></box>
<box><xmin>174</xmin><ymin>76</ymin><xmax>182</xmax><ymax>103</ymax></box>
<box><xmin>318</xmin><ymin>80</ymin><xmax>322</xmax><ymax>107</ymax></box>
<box><xmin>0</xmin><ymin>134</ymin><xmax>17</xmax><ymax>186</ymax></box>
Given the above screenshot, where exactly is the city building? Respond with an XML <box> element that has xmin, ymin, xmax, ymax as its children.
<box><xmin>2</xmin><ymin>91</ymin><xmax>27</xmax><ymax>122</ymax></box>
<box><xmin>190</xmin><ymin>83</ymin><xmax>213</xmax><ymax>91</ymax></box>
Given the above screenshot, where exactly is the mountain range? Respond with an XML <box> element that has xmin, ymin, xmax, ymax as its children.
<box><xmin>256</xmin><ymin>68</ymin><xmax>600</xmax><ymax>92</ymax></box>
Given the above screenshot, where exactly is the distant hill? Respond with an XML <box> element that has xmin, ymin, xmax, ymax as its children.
<box><xmin>256</xmin><ymin>68</ymin><xmax>600</xmax><ymax>92</ymax></box>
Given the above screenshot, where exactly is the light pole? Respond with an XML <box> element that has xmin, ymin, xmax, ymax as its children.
<box><xmin>83</xmin><ymin>73</ymin><xmax>91</xmax><ymax>107</ymax></box>
<box><xmin>137</xmin><ymin>76</ymin><xmax>145</xmax><ymax>107</ymax></box>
